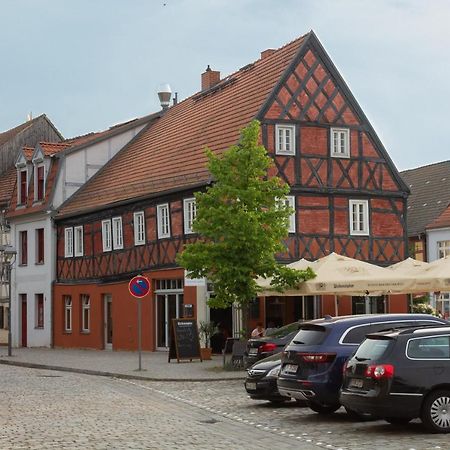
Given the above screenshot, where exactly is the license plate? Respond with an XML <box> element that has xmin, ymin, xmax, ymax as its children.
<box><xmin>283</xmin><ymin>364</ymin><xmax>298</xmax><ymax>374</ymax></box>
<box><xmin>246</xmin><ymin>382</ymin><xmax>257</xmax><ymax>390</ymax></box>
<box><xmin>248</xmin><ymin>348</ymin><xmax>258</xmax><ymax>355</ymax></box>
<box><xmin>349</xmin><ymin>378</ymin><xmax>364</xmax><ymax>388</ymax></box>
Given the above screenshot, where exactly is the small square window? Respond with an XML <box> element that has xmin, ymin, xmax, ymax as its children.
<box><xmin>349</xmin><ymin>200</ymin><xmax>369</xmax><ymax>236</ymax></box>
<box><xmin>275</xmin><ymin>124</ymin><xmax>296</xmax><ymax>155</ymax></box>
<box><xmin>331</xmin><ymin>128</ymin><xmax>350</xmax><ymax>158</ymax></box>
<box><xmin>437</xmin><ymin>241</ymin><xmax>450</xmax><ymax>259</ymax></box>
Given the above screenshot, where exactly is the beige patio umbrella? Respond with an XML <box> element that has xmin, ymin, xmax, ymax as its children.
<box><xmin>297</xmin><ymin>253</ymin><xmax>414</xmax><ymax>296</ymax></box>
<box><xmin>416</xmin><ymin>256</ymin><xmax>450</xmax><ymax>292</ymax></box>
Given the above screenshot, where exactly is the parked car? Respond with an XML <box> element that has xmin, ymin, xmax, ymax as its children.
<box><xmin>244</xmin><ymin>321</ymin><xmax>301</xmax><ymax>369</ymax></box>
<box><xmin>277</xmin><ymin>314</ymin><xmax>448</xmax><ymax>417</ymax></box>
<box><xmin>340</xmin><ymin>324</ymin><xmax>450</xmax><ymax>432</ymax></box>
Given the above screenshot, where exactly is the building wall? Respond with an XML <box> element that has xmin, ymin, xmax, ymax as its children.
<box><xmin>10</xmin><ymin>215</ymin><xmax>53</xmax><ymax>347</ymax></box>
<box><xmin>427</xmin><ymin>228</ymin><xmax>450</xmax><ymax>262</ymax></box>
<box><xmin>53</xmin><ymin>267</ymin><xmax>189</xmax><ymax>351</ymax></box>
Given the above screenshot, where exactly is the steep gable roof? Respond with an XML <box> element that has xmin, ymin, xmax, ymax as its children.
<box><xmin>57</xmin><ymin>34</ymin><xmax>310</xmax><ymax>218</ymax></box>
<box><xmin>401</xmin><ymin>160</ymin><xmax>450</xmax><ymax>236</ymax></box>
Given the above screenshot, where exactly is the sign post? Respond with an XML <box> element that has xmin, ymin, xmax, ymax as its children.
<box><xmin>128</xmin><ymin>275</ymin><xmax>151</xmax><ymax>371</ymax></box>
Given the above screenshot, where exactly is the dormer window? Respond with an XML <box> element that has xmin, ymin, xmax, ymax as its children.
<box><xmin>19</xmin><ymin>169</ymin><xmax>28</xmax><ymax>205</ymax></box>
<box><xmin>35</xmin><ymin>164</ymin><xmax>45</xmax><ymax>201</ymax></box>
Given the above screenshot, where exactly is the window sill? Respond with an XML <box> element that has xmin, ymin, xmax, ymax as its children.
<box><xmin>18</xmin><ymin>264</ymin><xmax>28</xmax><ymax>267</ymax></box>
<box><xmin>34</xmin><ymin>326</ymin><xmax>44</xmax><ymax>330</ymax></box>
<box><xmin>275</xmin><ymin>151</ymin><xmax>295</xmax><ymax>156</ymax></box>
<box><xmin>80</xmin><ymin>330</ymin><xmax>91</xmax><ymax>334</ymax></box>
<box><xmin>35</xmin><ymin>262</ymin><xmax>45</xmax><ymax>266</ymax></box>
<box><xmin>63</xmin><ymin>331</ymin><xmax>72</xmax><ymax>335</ymax></box>
<box><xmin>330</xmin><ymin>152</ymin><xmax>350</xmax><ymax>159</ymax></box>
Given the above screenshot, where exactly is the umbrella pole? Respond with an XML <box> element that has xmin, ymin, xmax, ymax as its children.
<box><xmin>334</xmin><ymin>295</ymin><xmax>338</xmax><ymax>316</ymax></box>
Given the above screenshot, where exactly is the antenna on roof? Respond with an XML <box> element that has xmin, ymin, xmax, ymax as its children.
<box><xmin>27</xmin><ymin>112</ymin><xmax>33</xmax><ymax>121</ymax></box>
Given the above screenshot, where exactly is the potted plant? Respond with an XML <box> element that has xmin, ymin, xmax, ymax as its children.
<box><xmin>198</xmin><ymin>320</ymin><xmax>217</xmax><ymax>360</ymax></box>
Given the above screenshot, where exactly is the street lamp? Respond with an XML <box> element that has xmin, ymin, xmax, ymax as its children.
<box><xmin>0</xmin><ymin>245</ymin><xmax>16</xmax><ymax>357</ymax></box>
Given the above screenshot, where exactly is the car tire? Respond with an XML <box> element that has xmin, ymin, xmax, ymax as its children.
<box><xmin>421</xmin><ymin>390</ymin><xmax>450</xmax><ymax>433</ymax></box>
<box><xmin>384</xmin><ymin>417</ymin><xmax>411</xmax><ymax>426</ymax></box>
<box><xmin>308</xmin><ymin>401</ymin><xmax>340</xmax><ymax>414</ymax></box>
<box><xmin>344</xmin><ymin>406</ymin><xmax>374</xmax><ymax>421</ymax></box>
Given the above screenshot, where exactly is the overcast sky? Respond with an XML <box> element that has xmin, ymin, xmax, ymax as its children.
<box><xmin>1</xmin><ymin>0</ymin><xmax>449</xmax><ymax>171</ymax></box>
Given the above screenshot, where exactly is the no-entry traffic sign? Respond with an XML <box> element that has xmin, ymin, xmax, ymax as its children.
<box><xmin>128</xmin><ymin>275</ymin><xmax>151</xmax><ymax>298</ymax></box>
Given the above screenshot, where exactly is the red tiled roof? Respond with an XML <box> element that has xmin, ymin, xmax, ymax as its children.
<box><xmin>0</xmin><ymin>167</ymin><xmax>16</xmax><ymax>207</ymax></box>
<box><xmin>22</xmin><ymin>147</ymin><xmax>34</xmax><ymax>161</ymax></box>
<box><xmin>39</xmin><ymin>142</ymin><xmax>72</xmax><ymax>156</ymax></box>
<box><xmin>57</xmin><ymin>34</ymin><xmax>309</xmax><ymax>217</ymax></box>
<box><xmin>427</xmin><ymin>204</ymin><xmax>450</xmax><ymax>230</ymax></box>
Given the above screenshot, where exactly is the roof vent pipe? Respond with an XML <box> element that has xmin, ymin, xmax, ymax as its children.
<box><xmin>157</xmin><ymin>83</ymin><xmax>172</xmax><ymax>110</ymax></box>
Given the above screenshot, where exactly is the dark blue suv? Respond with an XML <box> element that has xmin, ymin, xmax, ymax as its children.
<box><xmin>277</xmin><ymin>314</ymin><xmax>447</xmax><ymax>417</ymax></box>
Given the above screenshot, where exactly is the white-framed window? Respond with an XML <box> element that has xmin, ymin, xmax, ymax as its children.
<box><xmin>133</xmin><ymin>212</ymin><xmax>146</xmax><ymax>245</ymax></box>
<box><xmin>81</xmin><ymin>294</ymin><xmax>90</xmax><ymax>332</ymax></box>
<box><xmin>349</xmin><ymin>200</ymin><xmax>369</xmax><ymax>236</ymax></box>
<box><xmin>157</xmin><ymin>203</ymin><xmax>171</xmax><ymax>238</ymax></box>
<box><xmin>64</xmin><ymin>295</ymin><xmax>72</xmax><ymax>332</ymax></box>
<box><xmin>74</xmin><ymin>226</ymin><xmax>84</xmax><ymax>257</ymax></box>
<box><xmin>331</xmin><ymin>127</ymin><xmax>350</xmax><ymax>158</ymax></box>
<box><xmin>275</xmin><ymin>124</ymin><xmax>296</xmax><ymax>155</ymax></box>
<box><xmin>102</xmin><ymin>220</ymin><xmax>112</xmax><ymax>252</ymax></box>
<box><xmin>284</xmin><ymin>196</ymin><xmax>296</xmax><ymax>233</ymax></box>
<box><xmin>112</xmin><ymin>217</ymin><xmax>123</xmax><ymax>249</ymax></box>
<box><xmin>183</xmin><ymin>198</ymin><xmax>197</xmax><ymax>234</ymax></box>
<box><xmin>64</xmin><ymin>227</ymin><xmax>73</xmax><ymax>258</ymax></box>
<box><xmin>35</xmin><ymin>294</ymin><xmax>44</xmax><ymax>329</ymax></box>
<box><xmin>438</xmin><ymin>240</ymin><xmax>450</xmax><ymax>259</ymax></box>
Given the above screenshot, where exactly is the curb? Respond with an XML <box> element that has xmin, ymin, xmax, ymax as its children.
<box><xmin>0</xmin><ymin>359</ymin><xmax>246</xmax><ymax>382</ymax></box>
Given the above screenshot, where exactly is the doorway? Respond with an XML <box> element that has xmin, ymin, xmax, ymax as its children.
<box><xmin>20</xmin><ymin>294</ymin><xmax>27</xmax><ymax>347</ymax></box>
<box><xmin>155</xmin><ymin>279</ymin><xmax>184</xmax><ymax>350</ymax></box>
<box><xmin>103</xmin><ymin>294</ymin><xmax>113</xmax><ymax>350</ymax></box>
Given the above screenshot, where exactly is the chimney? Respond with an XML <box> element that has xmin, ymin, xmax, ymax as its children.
<box><xmin>261</xmin><ymin>49</ymin><xmax>275</xmax><ymax>60</ymax></box>
<box><xmin>201</xmin><ymin>65</ymin><xmax>220</xmax><ymax>90</ymax></box>
<box><xmin>157</xmin><ymin>83</ymin><xmax>172</xmax><ymax>110</ymax></box>
<box><xmin>27</xmin><ymin>111</ymin><xmax>33</xmax><ymax>121</ymax></box>
<box><xmin>173</xmin><ymin>92</ymin><xmax>178</xmax><ymax>106</ymax></box>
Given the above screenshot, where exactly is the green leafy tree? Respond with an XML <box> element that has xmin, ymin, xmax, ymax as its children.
<box><xmin>177</xmin><ymin>120</ymin><xmax>315</xmax><ymax>326</ymax></box>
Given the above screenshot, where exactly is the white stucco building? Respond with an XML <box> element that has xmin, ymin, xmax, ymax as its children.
<box><xmin>7</xmin><ymin>114</ymin><xmax>159</xmax><ymax>347</ymax></box>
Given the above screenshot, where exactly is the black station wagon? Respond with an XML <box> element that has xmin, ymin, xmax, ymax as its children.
<box><xmin>340</xmin><ymin>325</ymin><xmax>450</xmax><ymax>432</ymax></box>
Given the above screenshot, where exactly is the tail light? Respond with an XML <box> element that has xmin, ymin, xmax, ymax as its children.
<box><xmin>365</xmin><ymin>364</ymin><xmax>394</xmax><ymax>379</ymax></box>
<box><xmin>258</xmin><ymin>343</ymin><xmax>277</xmax><ymax>353</ymax></box>
<box><xmin>299</xmin><ymin>353</ymin><xmax>336</xmax><ymax>363</ymax></box>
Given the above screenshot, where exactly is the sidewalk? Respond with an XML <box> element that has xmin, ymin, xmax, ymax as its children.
<box><xmin>0</xmin><ymin>347</ymin><xmax>246</xmax><ymax>382</ymax></box>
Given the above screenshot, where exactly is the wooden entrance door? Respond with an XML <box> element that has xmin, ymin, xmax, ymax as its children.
<box><xmin>21</xmin><ymin>294</ymin><xmax>27</xmax><ymax>347</ymax></box>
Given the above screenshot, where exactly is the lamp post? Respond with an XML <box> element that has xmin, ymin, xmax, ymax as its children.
<box><xmin>0</xmin><ymin>245</ymin><xmax>16</xmax><ymax>357</ymax></box>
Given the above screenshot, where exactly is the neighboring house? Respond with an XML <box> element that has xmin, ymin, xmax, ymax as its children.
<box><xmin>53</xmin><ymin>31</ymin><xmax>409</xmax><ymax>352</ymax></box>
<box><xmin>426</xmin><ymin>203</ymin><xmax>450</xmax><ymax>315</ymax></box>
<box><xmin>400</xmin><ymin>160</ymin><xmax>450</xmax><ymax>316</ymax></box>
<box><xmin>400</xmin><ymin>160</ymin><xmax>450</xmax><ymax>261</ymax></box>
<box><xmin>0</xmin><ymin>115</ymin><xmax>62</xmax><ymax>342</ymax></box>
<box><xmin>6</xmin><ymin>113</ymin><xmax>160</xmax><ymax>347</ymax></box>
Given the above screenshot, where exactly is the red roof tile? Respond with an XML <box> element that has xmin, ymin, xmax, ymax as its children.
<box><xmin>427</xmin><ymin>204</ymin><xmax>450</xmax><ymax>230</ymax></box>
<box><xmin>0</xmin><ymin>167</ymin><xmax>16</xmax><ymax>207</ymax></box>
<box><xmin>57</xmin><ymin>34</ymin><xmax>308</xmax><ymax>217</ymax></box>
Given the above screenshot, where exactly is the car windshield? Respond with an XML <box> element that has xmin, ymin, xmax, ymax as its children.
<box><xmin>353</xmin><ymin>337</ymin><xmax>392</xmax><ymax>361</ymax></box>
<box><xmin>292</xmin><ymin>325</ymin><xmax>326</xmax><ymax>345</ymax></box>
<box><xmin>265</xmin><ymin>322</ymin><xmax>299</xmax><ymax>338</ymax></box>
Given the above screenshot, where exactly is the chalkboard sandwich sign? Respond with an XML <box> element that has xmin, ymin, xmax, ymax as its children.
<box><xmin>168</xmin><ymin>318</ymin><xmax>203</xmax><ymax>363</ymax></box>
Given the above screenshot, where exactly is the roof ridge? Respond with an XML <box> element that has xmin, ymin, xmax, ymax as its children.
<box><xmin>401</xmin><ymin>159</ymin><xmax>450</xmax><ymax>174</ymax></box>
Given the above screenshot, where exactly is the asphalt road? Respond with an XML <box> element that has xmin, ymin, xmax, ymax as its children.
<box><xmin>1</xmin><ymin>365</ymin><xmax>448</xmax><ymax>450</ymax></box>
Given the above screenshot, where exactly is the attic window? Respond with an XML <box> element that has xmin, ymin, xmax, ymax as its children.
<box><xmin>18</xmin><ymin>169</ymin><xmax>28</xmax><ymax>205</ymax></box>
<box><xmin>35</xmin><ymin>164</ymin><xmax>45</xmax><ymax>201</ymax></box>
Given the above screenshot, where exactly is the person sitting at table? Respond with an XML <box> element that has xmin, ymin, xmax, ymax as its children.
<box><xmin>251</xmin><ymin>322</ymin><xmax>265</xmax><ymax>338</ymax></box>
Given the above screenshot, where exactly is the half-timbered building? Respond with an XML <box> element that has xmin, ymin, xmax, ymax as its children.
<box><xmin>54</xmin><ymin>31</ymin><xmax>409</xmax><ymax>351</ymax></box>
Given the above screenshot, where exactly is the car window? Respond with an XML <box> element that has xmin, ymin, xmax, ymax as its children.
<box><xmin>341</xmin><ymin>325</ymin><xmax>374</xmax><ymax>344</ymax></box>
<box><xmin>407</xmin><ymin>335</ymin><xmax>450</xmax><ymax>359</ymax></box>
<box><xmin>353</xmin><ymin>337</ymin><xmax>393</xmax><ymax>361</ymax></box>
<box><xmin>291</xmin><ymin>325</ymin><xmax>327</xmax><ymax>345</ymax></box>
<box><xmin>265</xmin><ymin>322</ymin><xmax>299</xmax><ymax>338</ymax></box>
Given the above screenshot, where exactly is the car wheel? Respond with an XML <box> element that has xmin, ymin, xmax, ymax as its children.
<box><xmin>421</xmin><ymin>390</ymin><xmax>450</xmax><ymax>433</ymax></box>
<box><xmin>344</xmin><ymin>406</ymin><xmax>374</xmax><ymax>421</ymax></box>
<box><xmin>308</xmin><ymin>401</ymin><xmax>340</xmax><ymax>414</ymax></box>
<box><xmin>384</xmin><ymin>417</ymin><xmax>411</xmax><ymax>425</ymax></box>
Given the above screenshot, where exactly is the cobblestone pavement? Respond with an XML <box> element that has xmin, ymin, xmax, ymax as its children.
<box><xmin>0</xmin><ymin>366</ymin><xmax>314</xmax><ymax>450</ymax></box>
<box><xmin>132</xmin><ymin>379</ymin><xmax>450</xmax><ymax>450</ymax></box>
